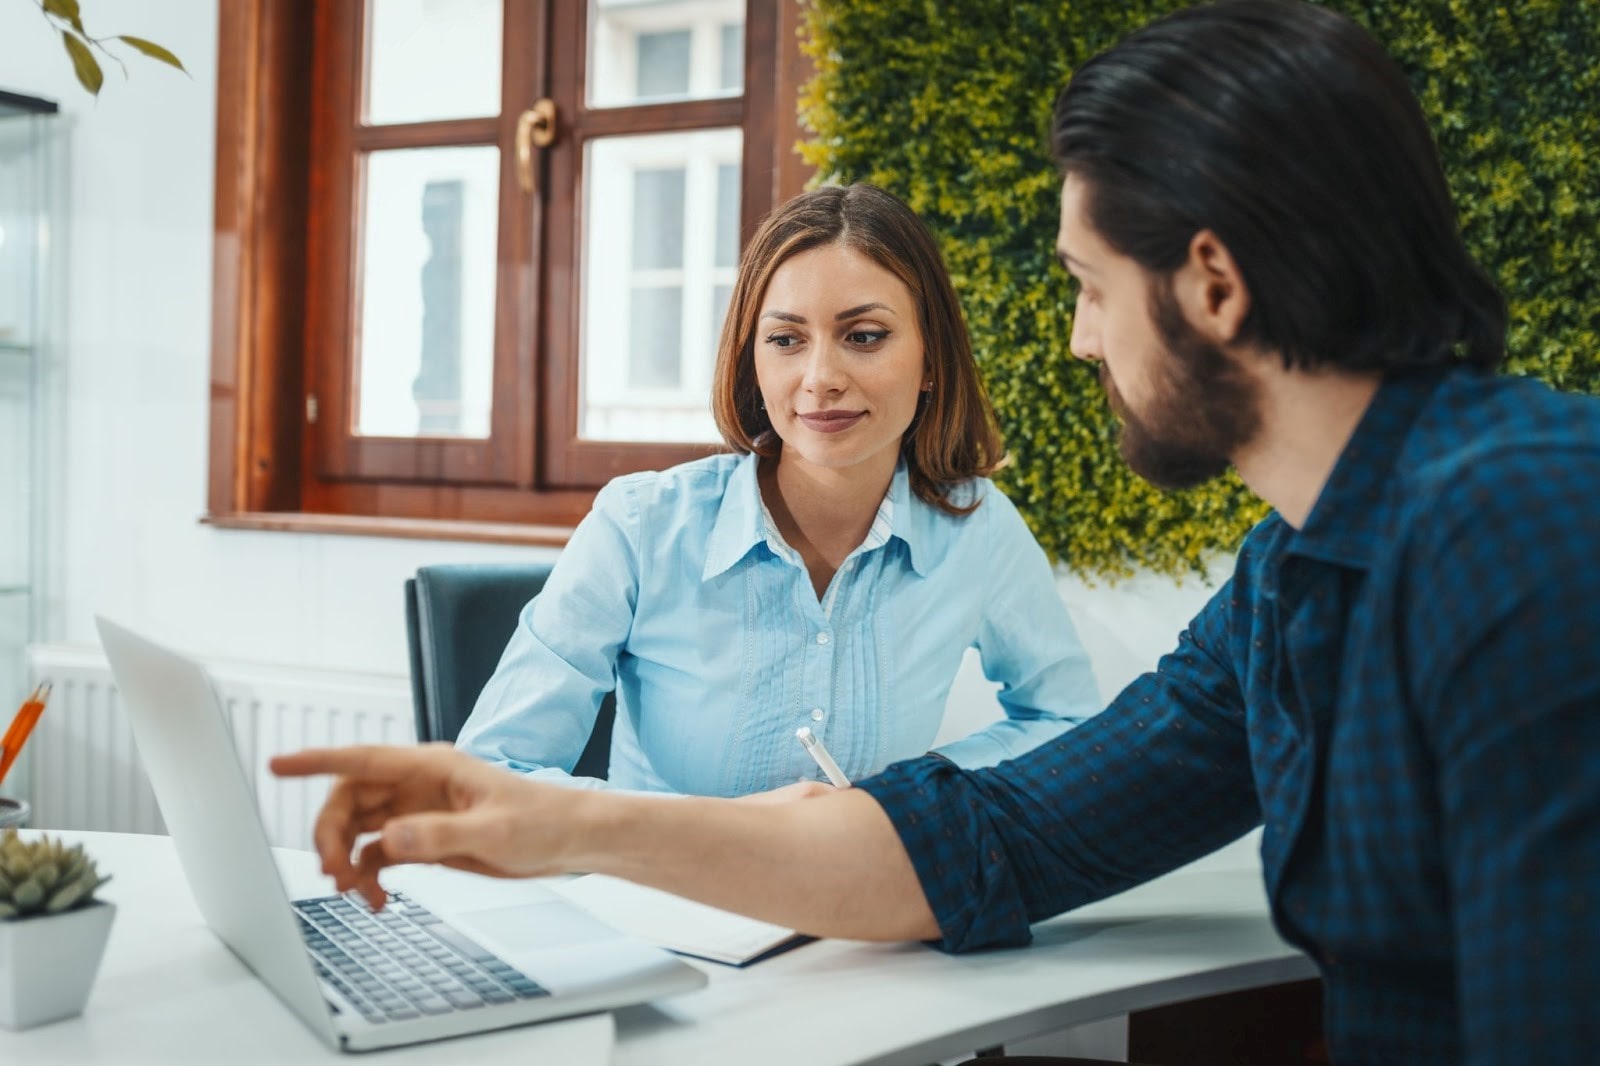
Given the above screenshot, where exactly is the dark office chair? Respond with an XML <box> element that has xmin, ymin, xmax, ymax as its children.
<box><xmin>405</xmin><ymin>563</ymin><xmax>616</xmax><ymax>779</ymax></box>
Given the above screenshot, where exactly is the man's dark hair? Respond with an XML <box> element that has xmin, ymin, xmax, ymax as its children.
<box><xmin>1051</xmin><ymin>0</ymin><xmax>1506</xmax><ymax>372</ymax></box>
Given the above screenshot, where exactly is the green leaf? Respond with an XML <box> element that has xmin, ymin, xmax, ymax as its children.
<box><xmin>61</xmin><ymin>31</ymin><xmax>103</xmax><ymax>96</ymax></box>
<box><xmin>42</xmin><ymin>0</ymin><xmax>85</xmax><ymax>34</ymax></box>
<box><xmin>117</xmin><ymin>36</ymin><xmax>186</xmax><ymax>74</ymax></box>
<box><xmin>45</xmin><ymin>878</ymin><xmax>88</xmax><ymax>913</ymax></box>
<box><xmin>14</xmin><ymin>877</ymin><xmax>43</xmax><ymax>910</ymax></box>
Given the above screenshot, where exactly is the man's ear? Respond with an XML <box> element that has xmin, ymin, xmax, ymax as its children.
<box><xmin>1172</xmin><ymin>228</ymin><xmax>1251</xmax><ymax>345</ymax></box>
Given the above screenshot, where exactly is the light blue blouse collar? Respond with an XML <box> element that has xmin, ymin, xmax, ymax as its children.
<box><xmin>702</xmin><ymin>452</ymin><xmax>933</xmax><ymax>581</ymax></box>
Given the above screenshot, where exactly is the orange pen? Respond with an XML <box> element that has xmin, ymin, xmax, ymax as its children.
<box><xmin>0</xmin><ymin>681</ymin><xmax>51</xmax><ymax>790</ymax></box>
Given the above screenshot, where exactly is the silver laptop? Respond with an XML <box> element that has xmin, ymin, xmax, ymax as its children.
<box><xmin>96</xmin><ymin>616</ymin><xmax>706</xmax><ymax>1052</ymax></box>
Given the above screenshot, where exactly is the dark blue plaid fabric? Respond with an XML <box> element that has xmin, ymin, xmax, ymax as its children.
<box><xmin>860</xmin><ymin>367</ymin><xmax>1600</xmax><ymax>1064</ymax></box>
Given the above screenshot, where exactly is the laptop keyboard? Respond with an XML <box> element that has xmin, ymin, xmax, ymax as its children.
<box><xmin>293</xmin><ymin>892</ymin><xmax>549</xmax><ymax>1025</ymax></box>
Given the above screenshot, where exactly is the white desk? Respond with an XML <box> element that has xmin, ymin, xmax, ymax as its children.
<box><xmin>1</xmin><ymin>830</ymin><xmax>1314</xmax><ymax>1065</ymax></box>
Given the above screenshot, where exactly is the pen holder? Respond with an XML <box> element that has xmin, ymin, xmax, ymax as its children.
<box><xmin>0</xmin><ymin>798</ymin><xmax>28</xmax><ymax>831</ymax></box>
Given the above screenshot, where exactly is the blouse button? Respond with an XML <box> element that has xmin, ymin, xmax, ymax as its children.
<box><xmin>810</xmin><ymin>708</ymin><xmax>825</xmax><ymax>722</ymax></box>
<box><xmin>815</xmin><ymin>632</ymin><xmax>830</xmax><ymax>646</ymax></box>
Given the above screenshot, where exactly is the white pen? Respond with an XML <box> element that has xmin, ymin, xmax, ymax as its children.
<box><xmin>795</xmin><ymin>726</ymin><xmax>852</xmax><ymax>788</ymax></box>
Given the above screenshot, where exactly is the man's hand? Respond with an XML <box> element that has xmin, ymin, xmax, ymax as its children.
<box><xmin>270</xmin><ymin>743</ymin><xmax>574</xmax><ymax>908</ymax></box>
<box><xmin>273</xmin><ymin>743</ymin><xmax>938</xmax><ymax>943</ymax></box>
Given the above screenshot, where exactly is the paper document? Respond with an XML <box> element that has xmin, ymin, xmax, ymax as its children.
<box><xmin>550</xmin><ymin>874</ymin><xmax>810</xmax><ymax>967</ymax></box>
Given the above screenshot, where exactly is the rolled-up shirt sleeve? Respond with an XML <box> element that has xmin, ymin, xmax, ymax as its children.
<box><xmin>455</xmin><ymin>478</ymin><xmax>640</xmax><ymax>787</ymax></box>
<box><xmin>861</xmin><ymin>582</ymin><xmax>1261</xmax><ymax>952</ymax></box>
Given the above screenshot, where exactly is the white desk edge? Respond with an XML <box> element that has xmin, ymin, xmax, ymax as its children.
<box><xmin>0</xmin><ymin>829</ymin><xmax>1314</xmax><ymax>1066</ymax></box>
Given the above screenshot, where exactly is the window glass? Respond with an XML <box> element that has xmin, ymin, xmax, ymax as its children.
<box><xmin>588</xmin><ymin>0</ymin><xmax>744</xmax><ymax>108</ymax></box>
<box><xmin>365</xmin><ymin>0</ymin><xmax>502</xmax><ymax>124</ymax></box>
<box><xmin>354</xmin><ymin>146</ymin><xmax>499</xmax><ymax>438</ymax></box>
<box><xmin>580</xmin><ymin>129</ymin><xmax>741</xmax><ymax>441</ymax></box>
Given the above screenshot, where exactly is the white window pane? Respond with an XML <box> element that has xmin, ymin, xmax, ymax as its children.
<box><xmin>355</xmin><ymin>147</ymin><xmax>499</xmax><ymax>438</ymax></box>
<box><xmin>581</xmin><ymin>129</ymin><xmax>741</xmax><ymax>442</ymax></box>
<box><xmin>633</xmin><ymin>167</ymin><xmax>686</xmax><ymax>269</ymax></box>
<box><xmin>366</xmin><ymin>0</ymin><xmax>502</xmax><ymax>125</ymax></box>
<box><xmin>636</xmin><ymin>31</ymin><xmax>692</xmax><ymax>100</ymax></box>
<box><xmin>719</xmin><ymin>22</ymin><xmax>743</xmax><ymax>92</ymax></box>
<box><xmin>715</xmin><ymin>163</ymin><xmax>739</xmax><ymax>268</ymax></box>
<box><xmin>588</xmin><ymin>0</ymin><xmax>745</xmax><ymax>109</ymax></box>
<box><xmin>712</xmin><ymin>283</ymin><xmax>732</xmax><ymax>350</ymax></box>
<box><xmin>630</xmin><ymin>285</ymin><xmax>683</xmax><ymax>388</ymax></box>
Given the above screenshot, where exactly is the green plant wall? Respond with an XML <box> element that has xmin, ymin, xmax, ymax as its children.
<box><xmin>800</xmin><ymin>0</ymin><xmax>1600</xmax><ymax>580</ymax></box>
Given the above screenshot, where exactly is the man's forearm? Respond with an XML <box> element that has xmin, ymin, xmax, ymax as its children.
<box><xmin>564</xmin><ymin>787</ymin><xmax>940</xmax><ymax>941</ymax></box>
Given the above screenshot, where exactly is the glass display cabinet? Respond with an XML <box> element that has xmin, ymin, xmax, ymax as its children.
<box><xmin>0</xmin><ymin>89</ymin><xmax>60</xmax><ymax>802</ymax></box>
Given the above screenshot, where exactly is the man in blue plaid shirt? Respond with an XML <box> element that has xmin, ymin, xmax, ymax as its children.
<box><xmin>279</xmin><ymin>1</ymin><xmax>1600</xmax><ymax>1061</ymax></box>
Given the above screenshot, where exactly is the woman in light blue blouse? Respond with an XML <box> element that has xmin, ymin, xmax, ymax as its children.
<box><xmin>456</xmin><ymin>184</ymin><xmax>1100</xmax><ymax>794</ymax></box>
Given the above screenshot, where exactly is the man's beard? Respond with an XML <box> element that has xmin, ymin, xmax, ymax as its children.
<box><xmin>1102</xmin><ymin>283</ymin><xmax>1261</xmax><ymax>491</ymax></box>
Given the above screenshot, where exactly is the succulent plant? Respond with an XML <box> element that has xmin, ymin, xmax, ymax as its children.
<box><xmin>0</xmin><ymin>829</ymin><xmax>111</xmax><ymax>920</ymax></box>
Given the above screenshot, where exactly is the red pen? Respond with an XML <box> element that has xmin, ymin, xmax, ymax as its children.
<box><xmin>0</xmin><ymin>681</ymin><xmax>51</xmax><ymax>790</ymax></box>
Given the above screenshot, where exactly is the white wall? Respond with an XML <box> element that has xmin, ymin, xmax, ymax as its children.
<box><xmin>0</xmin><ymin>1</ymin><xmax>1223</xmax><ymax>699</ymax></box>
<box><xmin>0</xmin><ymin>2</ymin><xmax>559</xmax><ymax>680</ymax></box>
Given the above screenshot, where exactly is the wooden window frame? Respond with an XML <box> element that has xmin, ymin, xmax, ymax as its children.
<box><xmin>208</xmin><ymin>0</ymin><xmax>811</xmax><ymax>543</ymax></box>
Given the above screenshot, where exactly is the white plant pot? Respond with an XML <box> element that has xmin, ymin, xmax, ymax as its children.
<box><xmin>0</xmin><ymin>901</ymin><xmax>116</xmax><ymax>1031</ymax></box>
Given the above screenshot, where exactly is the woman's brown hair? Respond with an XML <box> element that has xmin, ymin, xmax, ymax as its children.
<box><xmin>710</xmin><ymin>184</ymin><xmax>1004</xmax><ymax>515</ymax></box>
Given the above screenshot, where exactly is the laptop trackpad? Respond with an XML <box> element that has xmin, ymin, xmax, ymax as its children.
<box><xmin>456</xmin><ymin>901</ymin><xmax>622</xmax><ymax>952</ymax></box>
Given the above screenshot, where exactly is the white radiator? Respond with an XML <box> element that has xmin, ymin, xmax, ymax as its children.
<box><xmin>21</xmin><ymin>643</ymin><xmax>415</xmax><ymax>851</ymax></box>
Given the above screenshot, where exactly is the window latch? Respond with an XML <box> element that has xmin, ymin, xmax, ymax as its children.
<box><xmin>516</xmin><ymin>99</ymin><xmax>558</xmax><ymax>193</ymax></box>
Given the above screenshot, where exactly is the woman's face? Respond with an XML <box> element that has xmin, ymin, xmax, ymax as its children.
<box><xmin>752</xmin><ymin>243</ymin><xmax>928</xmax><ymax>481</ymax></box>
